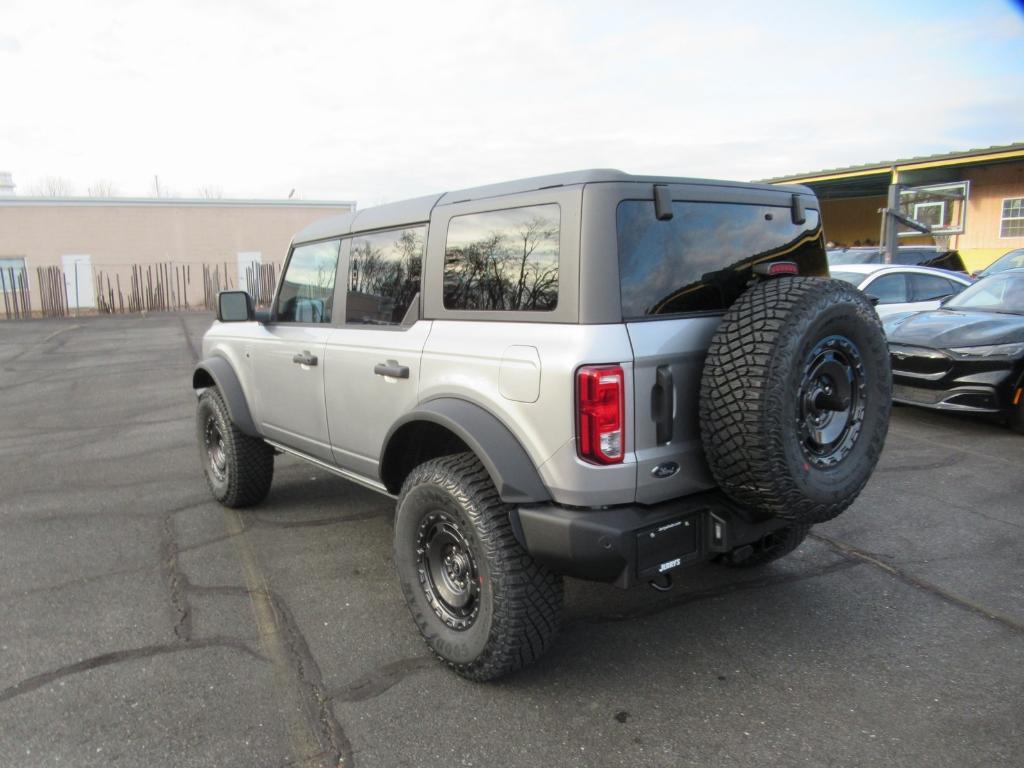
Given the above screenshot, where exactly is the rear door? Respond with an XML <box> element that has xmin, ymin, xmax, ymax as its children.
<box><xmin>616</xmin><ymin>191</ymin><xmax>828</xmax><ymax>505</ymax></box>
<box><xmin>323</xmin><ymin>225</ymin><xmax>430</xmax><ymax>480</ymax></box>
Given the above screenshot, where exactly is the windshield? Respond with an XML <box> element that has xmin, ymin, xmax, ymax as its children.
<box><xmin>827</xmin><ymin>249</ymin><xmax>880</xmax><ymax>266</ymax></box>
<box><xmin>984</xmin><ymin>249</ymin><xmax>1024</xmax><ymax>275</ymax></box>
<box><xmin>829</xmin><ymin>270</ymin><xmax>865</xmax><ymax>285</ymax></box>
<box><xmin>945</xmin><ymin>272</ymin><xmax>1024</xmax><ymax>314</ymax></box>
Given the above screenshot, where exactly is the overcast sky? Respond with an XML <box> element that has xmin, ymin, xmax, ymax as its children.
<box><xmin>2</xmin><ymin>0</ymin><xmax>1022</xmax><ymax>205</ymax></box>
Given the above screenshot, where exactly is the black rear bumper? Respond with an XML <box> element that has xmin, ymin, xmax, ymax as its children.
<box><xmin>509</xmin><ymin>491</ymin><xmax>790</xmax><ymax>588</ymax></box>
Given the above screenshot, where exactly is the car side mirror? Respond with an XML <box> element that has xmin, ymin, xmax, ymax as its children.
<box><xmin>938</xmin><ymin>293</ymin><xmax>954</xmax><ymax>305</ymax></box>
<box><xmin>217</xmin><ymin>290</ymin><xmax>254</xmax><ymax>322</ymax></box>
<box><xmin>865</xmin><ymin>294</ymin><xmax>881</xmax><ymax>306</ymax></box>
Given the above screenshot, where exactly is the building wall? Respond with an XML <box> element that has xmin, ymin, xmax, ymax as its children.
<box><xmin>953</xmin><ymin>163</ymin><xmax>1024</xmax><ymax>270</ymax></box>
<box><xmin>820</xmin><ymin>196</ymin><xmax>885</xmax><ymax>247</ymax></box>
<box><xmin>0</xmin><ymin>200</ymin><xmax>352</xmax><ymax>316</ymax></box>
<box><xmin>815</xmin><ymin>161</ymin><xmax>1024</xmax><ymax>272</ymax></box>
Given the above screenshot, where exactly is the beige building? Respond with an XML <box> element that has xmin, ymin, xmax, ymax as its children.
<box><xmin>764</xmin><ymin>143</ymin><xmax>1024</xmax><ymax>273</ymax></box>
<box><xmin>0</xmin><ymin>196</ymin><xmax>354</xmax><ymax>318</ymax></box>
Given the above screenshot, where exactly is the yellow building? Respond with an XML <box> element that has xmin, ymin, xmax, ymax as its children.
<box><xmin>764</xmin><ymin>143</ymin><xmax>1024</xmax><ymax>273</ymax></box>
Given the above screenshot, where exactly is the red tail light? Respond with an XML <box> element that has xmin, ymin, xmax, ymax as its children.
<box><xmin>577</xmin><ymin>365</ymin><xmax>625</xmax><ymax>465</ymax></box>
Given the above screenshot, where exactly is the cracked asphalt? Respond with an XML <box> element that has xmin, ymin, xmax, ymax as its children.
<box><xmin>2</xmin><ymin>312</ymin><xmax>1022</xmax><ymax>768</ymax></box>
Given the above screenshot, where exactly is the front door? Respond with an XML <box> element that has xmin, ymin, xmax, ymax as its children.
<box><xmin>250</xmin><ymin>238</ymin><xmax>341</xmax><ymax>461</ymax></box>
<box><xmin>323</xmin><ymin>225</ymin><xmax>429</xmax><ymax>479</ymax></box>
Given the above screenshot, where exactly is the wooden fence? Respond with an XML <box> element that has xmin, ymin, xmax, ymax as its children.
<box><xmin>3</xmin><ymin>261</ymin><xmax>280</xmax><ymax>319</ymax></box>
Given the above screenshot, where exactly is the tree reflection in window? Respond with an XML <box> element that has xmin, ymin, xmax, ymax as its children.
<box><xmin>444</xmin><ymin>205</ymin><xmax>559</xmax><ymax>311</ymax></box>
<box><xmin>345</xmin><ymin>226</ymin><xmax>424</xmax><ymax>325</ymax></box>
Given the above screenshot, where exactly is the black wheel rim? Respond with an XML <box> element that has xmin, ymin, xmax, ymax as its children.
<box><xmin>796</xmin><ymin>335</ymin><xmax>866</xmax><ymax>468</ymax></box>
<box><xmin>415</xmin><ymin>511</ymin><xmax>480</xmax><ymax>631</ymax></box>
<box><xmin>204</xmin><ymin>417</ymin><xmax>228</xmax><ymax>482</ymax></box>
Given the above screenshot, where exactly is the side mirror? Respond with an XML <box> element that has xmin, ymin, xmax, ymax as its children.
<box><xmin>938</xmin><ymin>293</ymin><xmax>954</xmax><ymax>305</ymax></box>
<box><xmin>865</xmin><ymin>294</ymin><xmax>881</xmax><ymax>306</ymax></box>
<box><xmin>217</xmin><ymin>290</ymin><xmax>254</xmax><ymax>322</ymax></box>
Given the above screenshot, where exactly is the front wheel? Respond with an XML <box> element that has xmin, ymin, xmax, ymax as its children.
<box><xmin>393</xmin><ymin>453</ymin><xmax>563</xmax><ymax>681</ymax></box>
<box><xmin>196</xmin><ymin>388</ymin><xmax>274</xmax><ymax>507</ymax></box>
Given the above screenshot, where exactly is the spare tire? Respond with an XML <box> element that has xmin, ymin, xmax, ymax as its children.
<box><xmin>699</xmin><ymin>277</ymin><xmax>891</xmax><ymax>525</ymax></box>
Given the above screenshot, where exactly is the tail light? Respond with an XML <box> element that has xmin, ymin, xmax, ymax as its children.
<box><xmin>577</xmin><ymin>365</ymin><xmax>625</xmax><ymax>464</ymax></box>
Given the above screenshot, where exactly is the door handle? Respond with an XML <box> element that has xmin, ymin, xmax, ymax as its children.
<box><xmin>292</xmin><ymin>351</ymin><xmax>318</xmax><ymax>366</ymax></box>
<box><xmin>374</xmin><ymin>360</ymin><xmax>410</xmax><ymax>379</ymax></box>
<box><xmin>652</xmin><ymin>365</ymin><xmax>674</xmax><ymax>444</ymax></box>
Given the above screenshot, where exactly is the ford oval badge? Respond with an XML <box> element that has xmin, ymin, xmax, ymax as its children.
<box><xmin>651</xmin><ymin>462</ymin><xmax>680</xmax><ymax>479</ymax></box>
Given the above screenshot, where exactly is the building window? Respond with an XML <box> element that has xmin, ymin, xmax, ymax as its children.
<box><xmin>345</xmin><ymin>226</ymin><xmax>425</xmax><ymax>325</ymax></box>
<box><xmin>1001</xmin><ymin>198</ymin><xmax>1024</xmax><ymax>238</ymax></box>
<box><xmin>444</xmin><ymin>205</ymin><xmax>559</xmax><ymax>312</ymax></box>
<box><xmin>0</xmin><ymin>257</ymin><xmax>27</xmax><ymax>292</ymax></box>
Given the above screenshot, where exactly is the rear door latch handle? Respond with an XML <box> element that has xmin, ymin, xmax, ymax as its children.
<box><xmin>292</xmin><ymin>351</ymin><xmax>318</xmax><ymax>366</ymax></box>
<box><xmin>374</xmin><ymin>360</ymin><xmax>409</xmax><ymax>379</ymax></box>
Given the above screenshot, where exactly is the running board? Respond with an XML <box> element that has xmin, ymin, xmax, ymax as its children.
<box><xmin>264</xmin><ymin>439</ymin><xmax>395</xmax><ymax>499</ymax></box>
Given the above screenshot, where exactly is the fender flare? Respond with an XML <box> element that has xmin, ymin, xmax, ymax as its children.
<box><xmin>192</xmin><ymin>356</ymin><xmax>259</xmax><ymax>437</ymax></box>
<box><xmin>381</xmin><ymin>398</ymin><xmax>551</xmax><ymax>504</ymax></box>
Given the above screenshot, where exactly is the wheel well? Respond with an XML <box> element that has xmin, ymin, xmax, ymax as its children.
<box><xmin>381</xmin><ymin>421</ymin><xmax>471</xmax><ymax>495</ymax></box>
<box><xmin>193</xmin><ymin>368</ymin><xmax>216</xmax><ymax>389</ymax></box>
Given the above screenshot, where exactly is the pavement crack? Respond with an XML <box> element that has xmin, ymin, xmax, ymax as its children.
<box><xmin>566</xmin><ymin>559</ymin><xmax>861</xmax><ymax>626</ymax></box>
<box><xmin>225</xmin><ymin>510</ymin><xmax>353</xmax><ymax>767</ymax></box>
<box><xmin>0</xmin><ymin>637</ymin><xmax>265</xmax><ymax>705</ymax></box>
<box><xmin>179</xmin><ymin>316</ymin><xmax>200</xmax><ymax>363</ymax></box>
<box><xmin>328</xmin><ymin>657</ymin><xmax>436</xmax><ymax>704</ymax></box>
<box><xmin>162</xmin><ymin>513</ymin><xmax>193</xmax><ymax>642</ymax></box>
<box><xmin>811</xmin><ymin>533</ymin><xmax>1024</xmax><ymax>634</ymax></box>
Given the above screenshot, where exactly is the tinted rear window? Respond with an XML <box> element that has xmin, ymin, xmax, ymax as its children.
<box><xmin>617</xmin><ymin>201</ymin><xmax>826</xmax><ymax>318</ymax></box>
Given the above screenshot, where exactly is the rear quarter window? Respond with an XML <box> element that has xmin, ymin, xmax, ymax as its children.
<box><xmin>617</xmin><ymin>200</ymin><xmax>826</xmax><ymax>318</ymax></box>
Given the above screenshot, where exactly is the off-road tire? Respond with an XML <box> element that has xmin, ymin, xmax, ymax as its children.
<box><xmin>699</xmin><ymin>277</ymin><xmax>891</xmax><ymax>525</ymax></box>
<box><xmin>720</xmin><ymin>523</ymin><xmax>811</xmax><ymax>568</ymax></box>
<box><xmin>394</xmin><ymin>453</ymin><xmax>563</xmax><ymax>681</ymax></box>
<box><xmin>196</xmin><ymin>387</ymin><xmax>274</xmax><ymax>507</ymax></box>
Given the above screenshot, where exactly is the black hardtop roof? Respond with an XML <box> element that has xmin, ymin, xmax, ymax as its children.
<box><xmin>293</xmin><ymin>169</ymin><xmax>812</xmax><ymax>244</ymax></box>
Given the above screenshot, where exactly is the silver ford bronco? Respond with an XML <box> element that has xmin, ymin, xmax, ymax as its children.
<box><xmin>193</xmin><ymin>170</ymin><xmax>891</xmax><ymax>680</ymax></box>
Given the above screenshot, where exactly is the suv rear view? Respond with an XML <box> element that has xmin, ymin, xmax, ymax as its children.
<box><xmin>194</xmin><ymin>171</ymin><xmax>891</xmax><ymax>680</ymax></box>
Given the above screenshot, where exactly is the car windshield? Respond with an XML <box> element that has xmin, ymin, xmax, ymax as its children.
<box><xmin>983</xmin><ymin>249</ymin><xmax>1024</xmax><ymax>276</ymax></box>
<box><xmin>829</xmin><ymin>270</ymin><xmax>866</xmax><ymax>285</ymax></box>
<box><xmin>945</xmin><ymin>272</ymin><xmax>1024</xmax><ymax>314</ymax></box>
<box><xmin>827</xmin><ymin>249</ymin><xmax>881</xmax><ymax>266</ymax></box>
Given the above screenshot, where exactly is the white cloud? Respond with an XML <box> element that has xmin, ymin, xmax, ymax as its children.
<box><xmin>0</xmin><ymin>0</ymin><xmax>1021</xmax><ymax>203</ymax></box>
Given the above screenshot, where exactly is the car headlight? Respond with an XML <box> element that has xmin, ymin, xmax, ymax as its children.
<box><xmin>948</xmin><ymin>343</ymin><xmax>1024</xmax><ymax>359</ymax></box>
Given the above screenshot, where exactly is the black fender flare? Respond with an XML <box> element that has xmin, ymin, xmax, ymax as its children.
<box><xmin>192</xmin><ymin>356</ymin><xmax>259</xmax><ymax>437</ymax></box>
<box><xmin>381</xmin><ymin>398</ymin><xmax>551</xmax><ymax>504</ymax></box>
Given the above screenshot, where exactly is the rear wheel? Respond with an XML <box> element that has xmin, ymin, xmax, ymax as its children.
<box><xmin>196</xmin><ymin>388</ymin><xmax>274</xmax><ymax>507</ymax></box>
<box><xmin>700</xmin><ymin>277</ymin><xmax>891</xmax><ymax>525</ymax></box>
<box><xmin>393</xmin><ymin>453</ymin><xmax>563</xmax><ymax>681</ymax></box>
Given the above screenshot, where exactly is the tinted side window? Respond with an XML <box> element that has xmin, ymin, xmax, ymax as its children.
<box><xmin>275</xmin><ymin>240</ymin><xmax>340</xmax><ymax>323</ymax></box>
<box><xmin>346</xmin><ymin>226</ymin><xmax>425</xmax><ymax>325</ymax></box>
<box><xmin>617</xmin><ymin>201</ymin><xmax>826</xmax><ymax>318</ymax></box>
<box><xmin>444</xmin><ymin>205</ymin><xmax>559</xmax><ymax>311</ymax></box>
<box><xmin>910</xmin><ymin>273</ymin><xmax>960</xmax><ymax>302</ymax></box>
<box><xmin>865</xmin><ymin>274</ymin><xmax>907</xmax><ymax>304</ymax></box>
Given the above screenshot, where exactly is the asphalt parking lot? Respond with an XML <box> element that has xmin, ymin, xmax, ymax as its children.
<box><xmin>2</xmin><ymin>313</ymin><xmax>1022</xmax><ymax>768</ymax></box>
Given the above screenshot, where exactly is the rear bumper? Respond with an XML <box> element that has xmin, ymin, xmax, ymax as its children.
<box><xmin>510</xmin><ymin>491</ymin><xmax>790</xmax><ymax>588</ymax></box>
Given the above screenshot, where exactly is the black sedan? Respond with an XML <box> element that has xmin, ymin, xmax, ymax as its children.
<box><xmin>884</xmin><ymin>269</ymin><xmax>1024</xmax><ymax>433</ymax></box>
